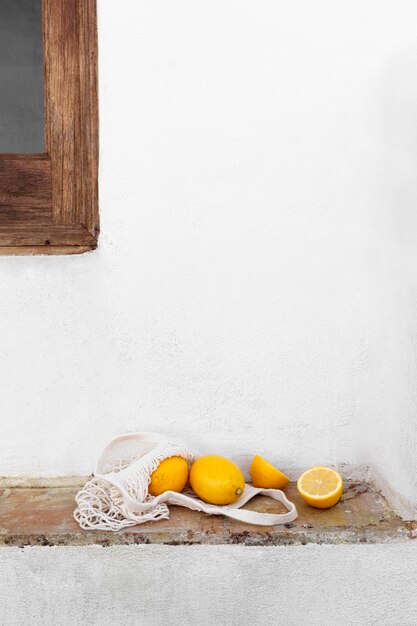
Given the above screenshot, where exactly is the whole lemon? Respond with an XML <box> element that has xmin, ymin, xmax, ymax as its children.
<box><xmin>148</xmin><ymin>456</ymin><xmax>189</xmax><ymax>496</ymax></box>
<box><xmin>190</xmin><ymin>455</ymin><xmax>245</xmax><ymax>505</ymax></box>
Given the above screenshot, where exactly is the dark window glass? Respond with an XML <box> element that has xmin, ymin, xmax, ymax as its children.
<box><xmin>0</xmin><ymin>0</ymin><xmax>44</xmax><ymax>153</ymax></box>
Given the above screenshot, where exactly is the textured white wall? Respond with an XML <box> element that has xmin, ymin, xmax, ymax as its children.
<box><xmin>0</xmin><ymin>1</ymin><xmax>416</xmax><ymax>513</ymax></box>
<box><xmin>1</xmin><ymin>544</ymin><xmax>417</xmax><ymax>625</ymax></box>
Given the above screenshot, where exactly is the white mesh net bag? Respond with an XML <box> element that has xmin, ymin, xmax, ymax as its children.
<box><xmin>74</xmin><ymin>432</ymin><xmax>298</xmax><ymax>531</ymax></box>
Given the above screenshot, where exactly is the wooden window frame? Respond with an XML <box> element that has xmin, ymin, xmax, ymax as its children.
<box><xmin>0</xmin><ymin>0</ymin><xmax>99</xmax><ymax>255</ymax></box>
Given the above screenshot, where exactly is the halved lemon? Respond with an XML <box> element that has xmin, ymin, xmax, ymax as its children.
<box><xmin>297</xmin><ymin>466</ymin><xmax>343</xmax><ymax>509</ymax></box>
<box><xmin>250</xmin><ymin>454</ymin><xmax>290</xmax><ymax>489</ymax></box>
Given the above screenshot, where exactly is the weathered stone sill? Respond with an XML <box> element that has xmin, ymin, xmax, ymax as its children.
<box><xmin>0</xmin><ymin>482</ymin><xmax>415</xmax><ymax>548</ymax></box>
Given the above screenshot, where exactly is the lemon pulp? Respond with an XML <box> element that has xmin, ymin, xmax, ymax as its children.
<box><xmin>297</xmin><ymin>466</ymin><xmax>343</xmax><ymax>509</ymax></box>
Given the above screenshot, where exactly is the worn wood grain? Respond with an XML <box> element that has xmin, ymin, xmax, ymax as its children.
<box><xmin>0</xmin><ymin>1</ymin><xmax>99</xmax><ymax>254</ymax></box>
<box><xmin>43</xmin><ymin>0</ymin><xmax>99</xmax><ymax>235</ymax></box>
<box><xmin>0</xmin><ymin>155</ymin><xmax>52</xmax><ymax>207</ymax></box>
<box><xmin>0</xmin><ymin>245</ymin><xmax>94</xmax><ymax>256</ymax></box>
<box><xmin>0</xmin><ymin>205</ymin><xmax>51</xmax><ymax>225</ymax></box>
<box><xmin>0</xmin><ymin>224</ymin><xmax>97</xmax><ymax>247</ymax></box>
<box><xmin>77</xmin><ymin>0</ymin><xmax>99</xmax><ymax>236</ymax></box>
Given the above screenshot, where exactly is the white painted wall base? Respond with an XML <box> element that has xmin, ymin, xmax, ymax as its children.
<box><xmin>368</xmin><ymin>466</ymin><xmax>417</xmax><ymax>522</ymax></box>
<box><xmin>0</xmin><ymin>0</ymin><xmax>416</xmax><ymax>519</ymax></box>
<box><xmin>1</xmin><ymin>544</ymin><xmax>416</xmax><ymax>626</ymax></box>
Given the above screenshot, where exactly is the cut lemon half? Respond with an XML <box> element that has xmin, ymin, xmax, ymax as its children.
<box><xmin>250</xmin><ymin>454</ymin><xmax>290</xmax><ymax>489</ymax></box>
<box><xmin>297</xmin><ymin>466</ymin><xmax>343</xmax><ymax>509</ymax></box>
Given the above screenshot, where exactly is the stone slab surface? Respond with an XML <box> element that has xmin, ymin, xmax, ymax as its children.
<box><xmin>0</xmin><ymin>482</ymin><xmax>414</xmax><ymax>547</ymax></box>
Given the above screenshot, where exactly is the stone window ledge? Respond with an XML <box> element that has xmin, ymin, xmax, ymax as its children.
<box><xmin>0</xmin><ymin>482</ymin><xmax>415</xmax><ymax>548</ymax></box>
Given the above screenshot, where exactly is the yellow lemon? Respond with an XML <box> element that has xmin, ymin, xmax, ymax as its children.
<box><xmin>297</xmin><ymin>466</ymin><xmax>343</xmax><ymax>509</ymax></box>
<box><xmin>250</xmin><ymin>454</ymin><xmax>290</xmax><ymax>489</ymax></box>
<box><xmin>190</xmin><ymin>455</ymin><xmax>245</xmax><ymax>505</ymax></box>
<box><xmin>148</xmin><ymin>456</ymin><xmax>189</xmax><ymax>497</ymax></box>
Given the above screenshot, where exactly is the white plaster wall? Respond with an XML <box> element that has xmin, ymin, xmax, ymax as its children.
<box><xmin>1</xmin><ymin>544</ymin><xmax>417</xmax><ymax>625</ymax></box>
<box><xmin>0</xmin><ymin>1</ymin><xmax>416</xmax><ymax>512</ymax></box>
